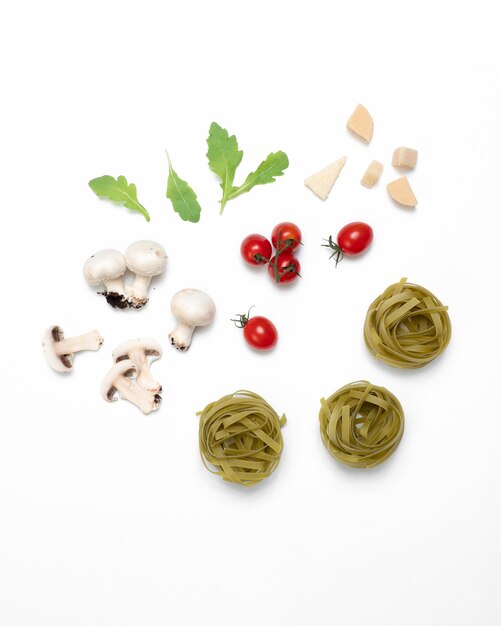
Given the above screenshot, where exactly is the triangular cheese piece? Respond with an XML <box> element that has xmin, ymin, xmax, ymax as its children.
<box><xmin>387</xmin><ymin>176</ymin><xmax>417</xmax><ymax>207</ymax></box>
<box><xmin>347</xmin><ymin>104</ymin><xmax>374</xmax><ymax>143</ymax></box>
<box><xmin>304</xmin><ymin>157</ymin><xmax>347</xmax><ymax>200</ymax></box>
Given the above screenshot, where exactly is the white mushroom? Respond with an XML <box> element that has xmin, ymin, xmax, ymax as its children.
<box><xmin>42</xmin><ymin>325</ymin><xmax>103</xmax><ymax>372</ymax></box>
<box><xmin>101</xmin><ymin>359</ymin><xmax>161</xmax><ymax>414</ymax></box>
<box><xmin>169</xmin><ymin>289</ymin><xmax>216</xmax><ymax>351</ymax></box>
<box><xmin>83</xmin><ymin>249</ymin><xmax>128</xmax><ymax>309</ymax></box>
<box><xmin>125</xmin><ymin>240</ymin><xmax>167</xmax><ymax>308</ymax></box>
<box><xmin>112</xmin><ymin>338</ymin><xmax>162</xmax><ymax>393</ymax></box>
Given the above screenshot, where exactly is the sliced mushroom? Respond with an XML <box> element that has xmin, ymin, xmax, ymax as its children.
<box><xmin>112</xmin><ymin>338</ymin><xmax>162</xmax><ymax>393</ymax></box>
<box><xmin>304</xmin><ymin>157</ymin><xmax>347</xmax><ymax>200</ymax></box>
<box><xmin>101</xmin><ymin>359</ymin><xmax>161</xmax><ymax>414</ymax></box>
<box><xmin>125</xmin><ymin>240</ymin><xmax>167</xmax><ymax>308</ymax></box>
<box><xmin>83</xmin><ymin>249</ymin><xmax>128</xmax><ymax>309</ymax></box>
<box><xmin>387</xmin><ymin>176</ymin><xmax>418</xmax><ymax>207</ymax></box>
<box><xmin>42</xmin><ymin>325</ymin><xmax>103</xmax><ymax>372</ymax></box>
<box><xmin>392</xmin><ymin>146</ymin><xmax>418</xmax><ymax>169</ymax></box>
<box><xmin>169</xmin><ymin>289</ymin><xmax>216</xmax><ymax>351</ymax></box>
<box><xmin>347</xmin><ymin>104</ymin><xmax>374</xmax><ymax>143</ymax></box>
<box><xmin>361</xmin><ymin>160</ymin><xmax>383</xmax><ymax>188</ymax></box>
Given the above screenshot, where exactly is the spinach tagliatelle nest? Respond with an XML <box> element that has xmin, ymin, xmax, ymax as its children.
<box><xmin>198</xmin><ymin>390</ymin><xmax>286</xmax><ymax>486</ymax></box>
<box><xmin>364</xmin><ymin>278</ymin><xmax>452</xmax><ymax>369</ymax></box>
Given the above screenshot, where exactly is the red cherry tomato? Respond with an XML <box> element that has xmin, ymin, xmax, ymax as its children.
<box><xmin>268</xmin><ymin>252</ymin><xmax>301</xmax><ymax>284</ymax></box>
<box><xmin>243</xmin><ymin>316</ymin><xmax>278</xmax><ymax>351</ymax></box>
<box><xmin>240</xmin><ymin>234</ymin><xmax>272</xmax><ymax>266</ymax></box>
<box><xmin>271</xmin><ymin>222</ymin><xmax>302</xmax><ymax>253</ymax></box>
<box><xmin>337</xmin><ymin>222</ymin><xmax>373</xmax><ymax>255</ymax></box>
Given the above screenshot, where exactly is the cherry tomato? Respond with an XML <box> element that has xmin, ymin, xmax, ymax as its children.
<box><xmin>337</xmin><ymin>222</ymin><xmax>373</xmax><ymax>255</ymax></box>
<box><xmin>322</xmin><ymin>222</ymin><xmax>373</xmax><ymax>266</ymax></box>
<box><xmin>271</xmin><ymin>222</ymin><xmax>302</xmax><ymax>253</ymax></box>
<box><xmin>243</xmin><ymin>316</ymin><xmax>278</xmax><ymax>351</ymax></box>
<box><xmin>240</xmin><ymin>234</ymin><xmax>273</xmax><ymax>266</ymax></box>
<box><xmin>268</xmin><ymin>252</ymin><xmax>301</xmax><ymax>284</ymax></box>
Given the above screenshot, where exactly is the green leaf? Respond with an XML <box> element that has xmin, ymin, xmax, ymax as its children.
<box><xmin>88</xmin><ymin>175</ymin><xmax>150</xmax><ymax>221</ymax></box>
<box><xmin>166</xmin><ymin>155</ymin><xmax>202</xmax><ymax>223</ymax></box>
<box><xmin>206</xmin><ymin>122</ymin><xmax>243</xmax><ymax>211</ymax></box>
<box><xmin>227</xmin><ymin>151</ymin><xmax>289</xmax><ymax>203</ymax></box>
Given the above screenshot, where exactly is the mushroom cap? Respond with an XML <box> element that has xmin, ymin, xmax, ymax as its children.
<box><xmin>125</xmin><ymin>240</ymin><xmax>167</xmax><ymax>277</ymax></box>
<box><xmin>83</xmin><ymin>249</ymin><xmax>127</xmax><ymax>286</ymax></box>
<box><xmin>101</xmin><ymin>359</ymin><xmax>138</xmax><ymax>401</ymax></box>
<box><xmin>171</xmin><ymin>289</ymin><xmax>216</xmax><ymax>328</ymax></box>
<box><xmin>42</xmin><ymin>325</ymin><xmax>73</xmax><ymax>372</ymax></box>
<box><xmin>112</xmin><ymin>337</ymin><xmax>162</xmax><ymax>362</ymax></box>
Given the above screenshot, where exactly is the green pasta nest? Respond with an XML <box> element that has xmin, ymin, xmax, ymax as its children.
<box><xmin>364</xmin><ymin>278</ymin><xmax>451</xmax><ymax>369</ymax></box>
<box><xmin>198</xmin><ymin>390</ymin><xmax>286</xmax><ymax>486</ymax></box>
<box><xmin>319</xmin><ymin>381</ymin><xmax>404</xmax><ymax>468</ymax></box>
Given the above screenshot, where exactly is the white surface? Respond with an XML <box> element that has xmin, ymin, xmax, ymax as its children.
<box><xmin>1</xmin><ymin>1</ymin><xmax>500</xmax><ymax>624</ymax></box>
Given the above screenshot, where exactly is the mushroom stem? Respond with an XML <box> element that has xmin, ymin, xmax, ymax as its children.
<box><xmin>135</xmin><ymin>351</ymin><xmax>161</xmax><ymax>392</ymax></box>
<box><xmin>114</xmin><ymin>376</ymin><xmax>160</xmax><ymax>414</ymax></box>
<box><xmin>169</xmin><ymin>322</ymin><xmax>195</xmax><ymax>351</ymax></box>
<box><xmin>128</xmin><ymin>274</ymin><xmax>152</xmax><ymax>303</ymax></box>
<box><xmin>103</xmin><ymin>277</ymin><xmax>126</xmax><ymax>296</ymax></box>
<box><xmin>54</xmin><ymin>330</ymin><xmax>103</xmax><ymax>356</ymax></box>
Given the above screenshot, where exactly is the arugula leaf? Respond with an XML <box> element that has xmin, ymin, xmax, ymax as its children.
<box><xmin>206</xmin><ymin>122</ymin><xmax>289</xmax><ymax>213</ymax></box>
<box><xmin>226</xmin><ymin>151</ymin><xmax>289</xmax><ymax>203</ymax></box>
<box><xmin>88</xmin><ymin>175</ymin><xmax>150</xmax><ymax>221</ymax></box>
<box><xmin>166</xmin><ymin>155</ymin><xmax>201</xmax><ymax>223</ymax></box>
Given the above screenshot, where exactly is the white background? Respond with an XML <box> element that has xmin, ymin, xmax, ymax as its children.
<box><xmin>1</xmin><ymin>1</ymin><xmax>500</xmax><ymax>624</ymax></box>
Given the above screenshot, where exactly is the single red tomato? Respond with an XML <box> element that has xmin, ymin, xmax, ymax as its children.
<box><xmin>240</xmin><ymin>234</ymin><xmax>273</xmax><ymax>266</ymax></box>
<box><xmin>322</xmin><ymin>222</ymin><xmax>373</xmax><ymax>266</ymax></box>
<box><xmin>271</xmin><ymin>222</ymin><xmax>302</xmax><ymax>253</ymax></box>
<box><xmin>243</xmin><ymin>316</ymin><xmax>278</xmax><ymax>351</ymax></box>
<box><xmin>268</xmin><ymin>252</ymin><xmax>301</xmax><ymax>284</ymax></box>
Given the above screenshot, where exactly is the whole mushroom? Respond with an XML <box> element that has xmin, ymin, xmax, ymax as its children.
<box><xmin>125</xmin><ymin>240</ymin><xmax>167</xmax><ymax>308</ymax></box>
<box><xmin>83</xmin><ymin>249</ymin><xmax>128</xmax><ymax>308</ymax></box>
<box><xmin>42</xmin><ymin>325</ymin><xmax>103</xmax><ymax>372</ymax></box>
<box><xmin>169</xmin><ymin>288</ymin><xmax>216</xmax><ymax>351</ymax></box>
<box><xmin>101</xmin><ymin>359</ymin><xmax>161</xmax><ymax>414</ymax></box>
<box><xmin>112</xmin><ymin>338</ymin><xmax>162</xmax><ymax>393</ymax></box>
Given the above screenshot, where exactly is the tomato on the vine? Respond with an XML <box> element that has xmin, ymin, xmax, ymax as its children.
<box><xmin>322</xmin><ymin>222</ymin><xmax>373</xmax><ymax>266</ymax></box>
<box><xmin>240</xmin><ymin>234</ymin><xmax>272</xmax><ymax>266</ymax></box>
<box><xmin>232</xmin><ymin>309</ymin><xmax>278</xmax><ymax>351</ymax></box>
<box><xmin>271</xmin><ymin>222</ymin><xmax>302</xmax><ymax>253</ymax></box>
<box><xmin>268</xmin><ymin>252</ymin><xmax>301</xmax><ymax>284</ymax></box>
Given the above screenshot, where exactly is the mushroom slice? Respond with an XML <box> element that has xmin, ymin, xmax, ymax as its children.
<box><xmin>347</xmin><ymin>104</ymin><xmax>374</xmax><ymax>143</ymax></box>
<box><xmin>101</xmin><ymin>359</ymin><xmax>161</xmax><ymax>414</ymax></box>
<box><xmin>112</xmin><ymin>338</ymin><xmax>162</xmax><ymax>393</ymax></box>
<box><xmin>83</xmin><ymin>249</ymin><xmax>128</xmax><ymax>309</ymax></box>
<box><xmin>42</xmin><ymin>325</ymin><xmax>103</xmax><ymax>373</ymax></box>
<box><xmin>125</xmin><ymin>240</ymin><xmax>167</xmax><ymax>308</ymax></box>
<box><xmin>387</xmin><ymin>176</ymin><xmax>418</xmax><ymax>207</ymax></box>
<box><xmin>361</xmin><ymin>160</ymin><xmax>384</xmax><ymax>188</ymax></box>
<box><xmin>169</xmin><ymin>289</ymin><xmax>216</xmax><ymax>351</ymax></box>
<box><xmin>392</xmin><ymin>147</ymin><xmax>418</xmax><ymax>169</ymax></box>
<box><xmin>304</xmin><ymin>157</ymin><xmax>347</xmax><ymax>201</ymax></box>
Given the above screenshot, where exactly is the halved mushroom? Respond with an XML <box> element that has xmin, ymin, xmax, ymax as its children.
<box><xmin>304</xmin><ymin>157</ymin><xmax>347</xmax><ymax>200</ymax></box>
<box><xmin>169</xmin><ymin>289</ymin><xmax>216</xmax><ymax>351</ymax></box>
<box><xmin>83</xmin><ymin>249</ymin><xmax>128</xmax><ymax>309</ymax></box>
<box><xmin>112</xmin><ymin>338</ymin><xmax>162</xmax><ymax>393</ymax></box>
<box><xmin>42</xmin><ymin>325</ymin><xmax>103</xmax><ymax>372</ymax></box>
<box><xmin>125</xmin><ymin>240</ymin><xmax>167</xmax><ymax>308</ymax></box>
<box><xmin>347</xmin><ymin>104</ymin><xmax>374</xmax><ymax>143</ymax></box>
<box><xmin>101</xmin><ymin>359</ymin><xmax>161</xmax><ymax>414</ymax></box>
<box><xmin>387</xmin><ymin>176</ymin><xmax>418</xmax><ymax>207</ymax></box>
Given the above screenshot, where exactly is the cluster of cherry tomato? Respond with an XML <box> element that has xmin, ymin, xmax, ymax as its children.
<box><xmin>240</xmin><ymin>222</ymin><xmax>302</xmax><ymax>284</ymax></box>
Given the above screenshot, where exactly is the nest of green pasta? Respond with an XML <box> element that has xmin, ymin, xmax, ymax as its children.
<box><xmin>364</xmin><ymin>278</ymin><xmax>451</xmax><ymax>369</ymax></box>
<box><xmin>198</xmin><ymin>390</ymin><xmax>286</xmax><ymax>486</ymax></box>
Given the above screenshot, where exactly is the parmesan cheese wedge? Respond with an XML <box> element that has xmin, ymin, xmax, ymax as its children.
<box><xmin>387</xmin><ymin>176</ymin><xmax>417</xmax><ymax>207</ymax></box>
<box><xmin>304</xmin><ymin>157</ymin><xmax>347</xmax><ymax>200</ymax></box>
<box><xmin>361</xmin><ymin>160</ymin><xmax>383</xmax><ymax>188</ymax></box>
<box><xmin>347</xmin><ymin>104</ymin><xmax>374</xmax><ymax>143</ymax></box>
<box><xmin>392</xmin><ymin>146</ymin><xmax>418</xmax><ymax>168</ymax></box>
